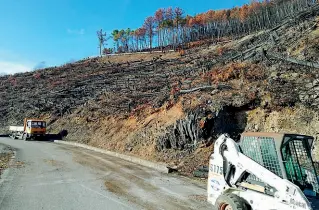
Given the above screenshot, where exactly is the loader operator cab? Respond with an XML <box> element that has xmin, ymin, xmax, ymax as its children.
<box><xmin>239</xmin><ymin>133</ymin><xmax>319</xmax><ymax>199</ymax></box>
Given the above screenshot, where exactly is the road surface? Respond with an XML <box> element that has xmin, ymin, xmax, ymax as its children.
<box><xmin>0</xmin><ymin>137</ymin><xmax>211</xmax><ymax>210</ymax></box>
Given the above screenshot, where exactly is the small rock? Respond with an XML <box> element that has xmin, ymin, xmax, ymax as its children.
<box><xmin>305</xmin><ymin>95</ymin><xmax>310</xmax><ymax>100</ymax></box>
<box><xmin>312</xmin><ymin>94</ymin><xmax>319</xmax><ymax>99</ymax></box>
<box><xmin>269</xmin><ymin>72</ymin><xmax>278</xmax><ymax>78</ymax></box>
<box><xmin>305</xmin><ymin>83</ymin><xmax>314</xmax><ymax>89</ymax></box>
<box><xmin>211</xmin><ymin>89</ymin><xmax>219</xmax><ymax>95</ymax></box>
<box><xmin>289</xmin><ymin>73</ymin><xmax>299</xmax><ymax>79</ymax></box>
<box><xmin>269</xmin><ymin>66</ymin><xmax>277</xmax><ymax>72</ymax></box>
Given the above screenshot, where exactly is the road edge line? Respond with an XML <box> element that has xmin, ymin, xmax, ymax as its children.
<box><xmin>54</xmin><ymin>140</ymin><xmax>169</xmax><ymax>173</ymax></box>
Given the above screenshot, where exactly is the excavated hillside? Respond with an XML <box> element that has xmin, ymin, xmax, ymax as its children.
<box><xmin>1</xmin><ymin>6</ymin><xmax>319</xmax><ymax>176</ymax></box>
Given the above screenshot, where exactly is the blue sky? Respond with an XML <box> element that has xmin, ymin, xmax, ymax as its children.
<box><xmin>0</xmin><ymin>0</ymin><xmax>249</xmax><ymax>74</ymax></box>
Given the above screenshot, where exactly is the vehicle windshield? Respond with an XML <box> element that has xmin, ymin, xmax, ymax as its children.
<box><xmin>31</xmin><ymin>121</ymin><xmax>46</xmax><ymax>128</ymax></box>
<box><xmin>281</xmin><ymin>136</ymin><xmax>319</xmax><ymax>195</ymax></box>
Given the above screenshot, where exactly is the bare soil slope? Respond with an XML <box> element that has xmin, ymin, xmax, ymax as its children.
<box><xmin>1</xmin><ymin>6</ymin><xmax>319</xmax><ymax>175</ymax></box>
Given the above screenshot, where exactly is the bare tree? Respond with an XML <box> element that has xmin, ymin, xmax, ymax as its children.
<box><xmin>101</xmin><ymin>1</ymin><xmax>318</xmax><ymax>53</ymax></box>
<box><xmin>97</xmin><ymin>29</ymin><xmax>109</xmax><ymax>56</ymax></box>
<box><xmin>143</xmin><ymin>16</ymin><xmax>155</xmax><ymax>52</ymax></box>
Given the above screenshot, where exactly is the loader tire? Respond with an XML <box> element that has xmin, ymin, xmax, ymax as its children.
<box><xmin>23</xmin><ymin>134</ymin><xmax>28</xmax><ymax>141</ymax></box>
<box><xmin>216</xmin><ymin>194</ymin><xmax>248</xmax><ymax>210</ymax></box>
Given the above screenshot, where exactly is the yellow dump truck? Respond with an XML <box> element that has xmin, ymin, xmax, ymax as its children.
<box><xmin>9</xmin><ymin>118</ymin><xmax>46</xmax><ymax>141</ymax></box>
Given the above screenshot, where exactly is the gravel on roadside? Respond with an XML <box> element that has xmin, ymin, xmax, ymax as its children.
<box><xmin>0</xmin><ymin>146</ymin><xmax>14</xmax><ymax>176</ymax></box>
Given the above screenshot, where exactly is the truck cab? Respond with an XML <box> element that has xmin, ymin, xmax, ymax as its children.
<box><xmin>23</xmin><ymin>118</ymin><xmax>46</xmax><ymax>140</ymax></box>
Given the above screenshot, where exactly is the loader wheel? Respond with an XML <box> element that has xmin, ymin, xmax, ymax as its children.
<box><xmin>216</xmin><ymin>194</ymin><xmax>248</xmax><ymax>210</ymax></box>
<box><xmin>23</xmin><ymin>134</ymin><xmax>28</xmax><ymax>141</ymax></box>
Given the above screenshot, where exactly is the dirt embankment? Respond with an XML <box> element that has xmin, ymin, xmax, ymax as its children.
<box><xmin>1</xmin><ymin>8</ymin><xmax>319</xmax><ymax>176</ymax></box>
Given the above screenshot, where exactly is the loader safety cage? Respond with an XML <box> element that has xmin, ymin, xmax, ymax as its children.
<box><xmin>239</xmin><ymin>132</ymin><xmax>319</xmax><ymax>196</ymax></box>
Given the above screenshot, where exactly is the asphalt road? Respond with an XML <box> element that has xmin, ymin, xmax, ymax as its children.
<box><xmin>0</xmin><ymin>137</ymin><xmax>211</xmax><ymax>210</ymax></box>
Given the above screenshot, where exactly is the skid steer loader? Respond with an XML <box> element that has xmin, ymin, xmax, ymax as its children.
<box><xmin>208</xmin><ymin>133</ymin><xmax>319</xmax><ymax>210</ymax></box>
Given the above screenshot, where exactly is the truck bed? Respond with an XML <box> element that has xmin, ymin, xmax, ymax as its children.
<box><xmin>9</xmin><ymin>126</ymin><xmax>24</xmax><ymax>132</ymax></box>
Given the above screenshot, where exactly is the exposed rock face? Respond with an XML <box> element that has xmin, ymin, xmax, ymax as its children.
<box><xmin>156</xmin><ymin>111</ymin><xmax>201</xmax><ymax>151</ymax></box>
<box><xmin>159</xmin><ymin>105</ymin><xmax>249</xmax><ymax>147</ymax></box>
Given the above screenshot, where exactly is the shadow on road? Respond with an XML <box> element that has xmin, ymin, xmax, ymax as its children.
<box><xmin>46</xmin><ymin>130</ymin><xmax>68</xmax><ymax>141</ymax></box>
<box><xmin>32</xmin><ymin>130</ymin><xmax>68</xmax><ymax>142</ymax></box>
<box><xmin>45</xmin><ymin>134</ymin><xmax>63</xmax><ymax>141</ymax></box>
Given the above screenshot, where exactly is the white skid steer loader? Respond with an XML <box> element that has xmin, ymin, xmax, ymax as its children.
<box><xmin>208</xmin><ymin>133</ymin><xmax>319</xmax><ymax>210</ymax></box>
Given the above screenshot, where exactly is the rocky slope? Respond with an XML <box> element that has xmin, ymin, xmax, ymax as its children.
<box><xmin>1</xmin><ymin>6</ymin><xmax>319</xmax><ymax>175</ymax></box>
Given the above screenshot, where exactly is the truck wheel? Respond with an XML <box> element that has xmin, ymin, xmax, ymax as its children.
<box><xmin>216</xmin><ymin>194</ymin><xmax>248</xmax><ymax>210</ymax></box>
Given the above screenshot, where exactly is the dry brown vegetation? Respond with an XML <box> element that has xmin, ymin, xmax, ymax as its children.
<box><xmin>100</xmin><ymin>51</ymin><xmax>180</xmax><ymax>63</ymax></box>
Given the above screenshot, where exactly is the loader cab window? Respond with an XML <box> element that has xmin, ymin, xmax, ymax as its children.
<box><xmin>240</xmin><ymin>136</ymin><xmax>283</xmax><ymax>183</ymax></box>
<box><xmin>281</xmin><ymin>135</ymin><xmax>319</xmax><ymax>195</ymax></box>
<box><xmin>27</xmin><ymin>121</ymin><xmax>31</xmax><ymax>128</ymax></box>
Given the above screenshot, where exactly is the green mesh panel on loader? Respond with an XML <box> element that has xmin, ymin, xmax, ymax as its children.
<box><xmin>282</xmin><ymin>140</ymin><xmax>319</xmax><ymax>193</ymax></box>
<box><xmin>240</xmin><ymin>136</ymin><xmax>283</xmax><ymax>182</ymax></box>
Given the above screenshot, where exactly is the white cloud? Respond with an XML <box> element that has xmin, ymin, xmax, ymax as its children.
<box><xmin>0</xmin><ymin>61</ymin><xmax>33</xmax><ymax>75</ymax></box>
<box><xmin>67</xmin><ymin>28</ymin><xmax>85</xmax><ymax>35</ymax></box>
